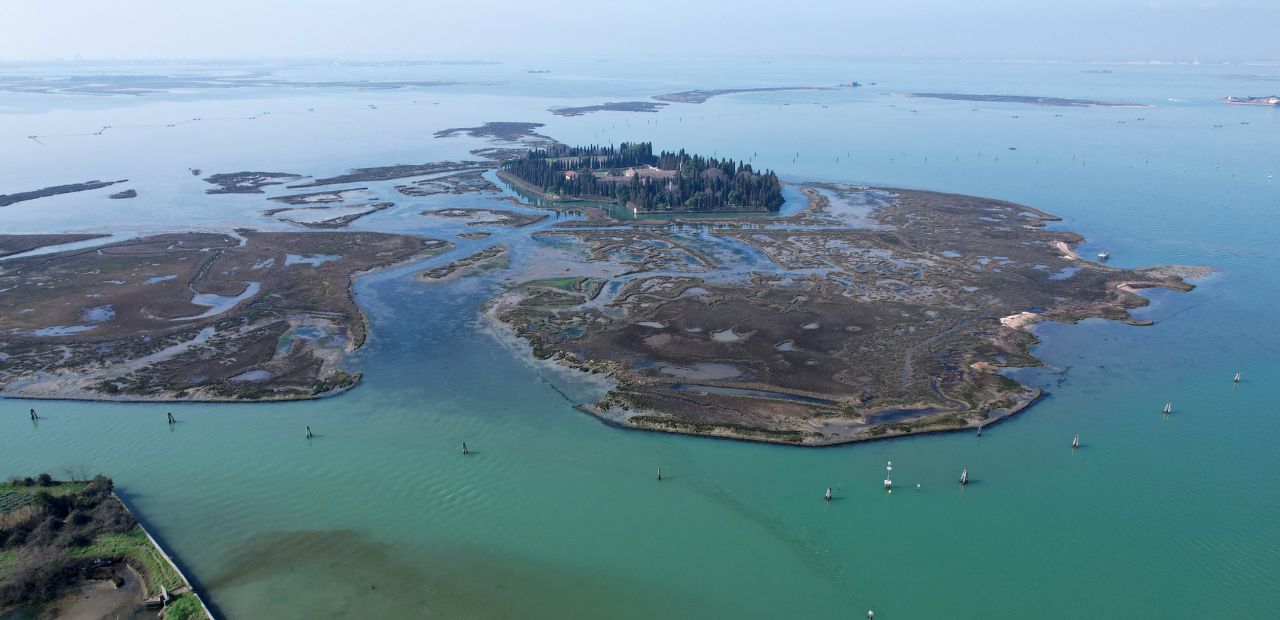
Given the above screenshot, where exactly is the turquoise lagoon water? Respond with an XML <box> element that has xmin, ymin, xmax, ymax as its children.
<box><xmin>1</xmin><ymin>58</ymin><xmax>1278</xmax><ymax>618</ymax></box>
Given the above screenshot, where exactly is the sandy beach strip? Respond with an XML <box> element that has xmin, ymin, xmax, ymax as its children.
<box><xmin>1000</xmin><ymin>311</ymin><xmax>1040</xmax><ymax>331</ymax></box>
<box><xmin>1052</xmin><ymin>240</ymin><xmax>1081</xmax><ymax>261</ymax></box>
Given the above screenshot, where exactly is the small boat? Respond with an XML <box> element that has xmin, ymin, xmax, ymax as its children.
<box><xmin>1098</xmin><ymin>250</ymin><xmax>1110</xmax><ymax>261</ymax></box>
<box><xmin>1234</xmin><ymin>372</ymin><xmax>1242</xmax><ymax>383</ymax></box>
<box><xmin>884</xmin><ymin>461</ymin><xmax>893</xmax><ymax>490</ymax></box>
<box><xmin>824</xmin><ymin>488</ymin><xmax>833</xmax><ymax>502</ymax></box>
<box><xmin>305</xmin><ymin>426</ymin><xmax>313</xmax><ymax>439</ymax></box>
<box><xmin>1072</xmin><ymin>434</ymin><xmax>1080</xmax><ymax>449</ymax></box>
<box><xmin>959</xmin><ymin>468</ymin><xmax>969</xmax><ymax>485</ymax></box>
<box><xmin>1163</xmin><ymin>402</ymin><xmax>1172</xmax><ymax>414</ymax></box>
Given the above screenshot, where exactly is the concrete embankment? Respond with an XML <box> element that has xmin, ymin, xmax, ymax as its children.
<box><xmin>115</xmin><ymin>493</ymin><xmax>217</xmax><ymax>619</ymax></box>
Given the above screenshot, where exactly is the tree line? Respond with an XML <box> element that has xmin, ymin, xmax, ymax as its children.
<box><xmin>501</xmin><ymin>142</ymin><xmax>784</xmax><ymax>212</ymax></box>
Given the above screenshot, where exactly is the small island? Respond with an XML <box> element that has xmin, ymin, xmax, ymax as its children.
<box><xmin>905</xmin><ymin>93</ymin><xmax>1150</xmax><ymax>108</ymax></box>
<box><xmin>549</xmin><ymin>101</ymin><xmax>668</xmax><ymax>117</ymax></box>
<box><xmin>653</xmin><ymin>87</ymin><xmax>828</xmax><ymax>104</ymax></box>
<box><xmin>0</xmin><ymin>180</ymin><xmax>128</xmax><ymax>207</ymax></box>
<box><xmin>498</xmin><ymin>142</ymin><xmax>784</xmax><ymax>213</ymax></box>
<box><xmin>202</xmin><ymin>171</ymin><xmax>304</xmax><ymax>194</ymax></box>
<box><xmin>1225</xmin><ymin>95</ymin><xmax>1279</xmax><ymax>107</ymax></box>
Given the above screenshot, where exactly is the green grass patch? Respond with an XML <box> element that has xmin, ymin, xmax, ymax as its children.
<box><xmin>0</xmin><ymin>548</ymin><xmax>16</xmax><ymax>580</ymax></box>
<box><xmin>631</xmin><ymin>415</ymin><xmax>807</xmax><ymax>443</ymax></box>
<box><xmin>524</xmin><ymin>276</ymin><xmax>584</xmax><ymax>291</ymax></box>
<box><xmin>69</xmin><ymin>529</ymin><xmax>184</xmax><ymax>596</ymax></box>
<box><xmin>0</xmin><ymin>488</ymin><xmax>32</xmax><ymax>514</ymax></box>
<box><xmin>163</xmin><ymin>593</ymin><xmax>203</xmax><ymax>620</ymax></box>
<box><xmin>1</xmin><ymin>481</ymin><xmax>87</xmax><ymax>514</ymax></box>
<box><xmin>995</xmin><ymin>375</ymin><xmax>1022</xmax><ymax>393</ymax></box>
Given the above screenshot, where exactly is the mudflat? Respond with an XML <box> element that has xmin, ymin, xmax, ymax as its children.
<box><xmin>0</xmin><ymin>231</ymin><xmax>450</xmax><ymax>401</ymax></box>
<box><xmin>490</xmin><ymin>183</ymin><xmax>1198</xmax><ymax>445</ymax></box>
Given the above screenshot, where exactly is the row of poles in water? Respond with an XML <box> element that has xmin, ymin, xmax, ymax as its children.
<box><xmin>25</xmin><ymin>369</ymin><xmax>1244</xmax><ymax>440</ymax></box>
<box><xmin>24</xmin><ymin>368</ymin><xmax>1246</xmax><ymax>448</ymax></box>
<box><xmin>22</xmin><ymin>374</ymin><xmax>1249</xmax><ymax>620</ymax></box>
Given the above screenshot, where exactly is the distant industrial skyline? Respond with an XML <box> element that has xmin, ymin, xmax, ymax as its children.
<box><xmin>2</xmin><ymin>0</ymin><xmax>1278</xmax><ymax>63</ymax></box>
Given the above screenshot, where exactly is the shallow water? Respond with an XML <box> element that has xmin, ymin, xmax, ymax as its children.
<box><xmin>2</xmin><ymin>58</ymin><xmax>1279</xmax><ymax>618</ymax></box>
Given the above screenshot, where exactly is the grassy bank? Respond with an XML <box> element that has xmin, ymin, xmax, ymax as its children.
<box><xmin>0</xmin><ymin>476</ymin><xmax>206</xmax><ymax>619</ymax></box>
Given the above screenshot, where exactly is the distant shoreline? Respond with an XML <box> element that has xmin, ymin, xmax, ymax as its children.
<box><xmin>902</xmin><ymin>92</ymin><xmax>1153</xmax><ymax>108</ymax></box>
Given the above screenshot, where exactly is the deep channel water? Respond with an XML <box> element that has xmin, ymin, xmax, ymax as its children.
<box><xmin>2</xmin><ymin>58</ymin><xmax>1278</xmax><ymax>618</ymax></box>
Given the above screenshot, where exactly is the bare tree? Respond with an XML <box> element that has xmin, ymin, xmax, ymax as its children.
<box><xmin>59</xmin><ymin>464</ymin><xmax>92</xmax><ymax>483</ymax></box>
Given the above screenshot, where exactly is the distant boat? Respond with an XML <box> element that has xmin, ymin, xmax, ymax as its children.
<box><xmin>1225</xmin><ymin>95</ymin><xmax>1280</xmax><ymax>107</ymax></box>
<box><xmin>959</xmin><ymin>468</ymin><xmax>969</xmax><ymax>485</ymax></box>
<box><xmin>1163</xmin><ymin>402</ymin><xmax>1173</xmax><ymax>414</ymax></box>
<box><xmin>824</xmin><ymin>488</ymin><xmax>833</xmax><ymax>501</ymax></box>
<box><xmin>884</xmin><ymin>461</ymin><xmax>893</xmax><ymax>490</ymax></box>
<box><xmin>1072</xmin><ymin>434</ymin><xmax>1080</xmax><ymax>449</ymax></box>
<box><xmin>1098</xmin><ymin>250</ymin><xmax>1110</xmax><ymax>261</ymax></box>
<box><xmin>1233</xmin><ymin>372</ymin><xmax>1242</xmax><ymax>383</ymax></box>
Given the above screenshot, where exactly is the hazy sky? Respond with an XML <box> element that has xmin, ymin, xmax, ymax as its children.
<box><xmin>2</xmin><ymin>0</ymin><xmax>1277</xmax><ymax>62</ymax></box>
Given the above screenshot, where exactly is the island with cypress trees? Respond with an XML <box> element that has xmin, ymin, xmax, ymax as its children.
<box><xmin>498</xmin><ymin>142</ymin><xmax>784</xmax><ymax>213</ymax></box>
